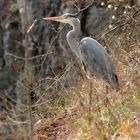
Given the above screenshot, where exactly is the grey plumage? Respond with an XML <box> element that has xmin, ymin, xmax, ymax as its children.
<box><xmin>44</xmin><ymin>13</ymin><xmax>119</xmax><ymax>90</ymax></box>
<box><xmin>79</xmin><ymin>37</ymin><xmax>119</xmax><ymax>89</ymax></box>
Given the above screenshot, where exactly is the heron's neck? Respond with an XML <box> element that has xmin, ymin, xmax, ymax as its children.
<box><xmin>67</xmin><ymin>21</ymin><xmax>81</xmax><ymax>58</ymax></box>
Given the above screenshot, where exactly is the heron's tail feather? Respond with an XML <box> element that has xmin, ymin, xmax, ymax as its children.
<box><xmin>111</xmin><ymin>73</ymin><xmax>119</xmax><ymax>91</ymax></box>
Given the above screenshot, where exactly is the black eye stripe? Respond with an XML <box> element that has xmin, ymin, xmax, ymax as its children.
<box><xmin>63</xmin><ymin>13</ymin><xmax>76</xmax><ymax>18</ymax></box>
<box><xmin>69</xmin><ymin>14</ymin><xmax>76</xmax><ymax>17</ymax></box>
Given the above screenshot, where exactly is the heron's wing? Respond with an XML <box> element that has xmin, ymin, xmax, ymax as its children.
<box><xmin>79</xmin><ymin>38</ymin><xmax>112</xmax><ymax>81</ymax></box>
<box><xmin>78</xmin><ymin>37</ymin><xmax>119</xmax><ymax>89</ymax></box>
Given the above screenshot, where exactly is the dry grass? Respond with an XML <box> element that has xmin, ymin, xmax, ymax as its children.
<box><xmin>0</xmin><ymin>1</ymin><xmax>140</xmax><ymax>140</ymax></box>
<box><xmin>0</xmin><ymin>47</ymin><xmax>140</xmax><ymax>140</ymax></box>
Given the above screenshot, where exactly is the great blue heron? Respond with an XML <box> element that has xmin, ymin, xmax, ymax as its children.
<box><xmin>43</xmin><ymin>13</ymin><xmax>119</xmax><ymax>90</ymax></box>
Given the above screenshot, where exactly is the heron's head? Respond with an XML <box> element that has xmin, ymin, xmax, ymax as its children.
<box><xmin>43</xmin><ymin>13</ymin><xmax>80</xmax><ymax>27</ymax></box>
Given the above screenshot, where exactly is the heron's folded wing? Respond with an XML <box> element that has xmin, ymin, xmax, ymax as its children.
<box><xmin>79</xmin><ymin>40</ymin><xmax>109</xmax><ymax>80</ymax></box>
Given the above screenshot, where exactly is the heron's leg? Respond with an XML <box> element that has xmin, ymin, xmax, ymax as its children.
<box><xmin>106</xmin><ymin>86</ymin><xmax>108</xmax><ymax>95</ymax></box>
<box><xmin>89</xmin><ymin>80</ymin><xmax>92</xmax><ymax>112</ymax></box>
<box><xmin>88</xmin><ymin>79</ymin><xmax>93</xmax><ymax>125</ymax></box>
<box><xmin>105</xmin><ymin>86</ymin><xmax>109</xmax><ymax>106</ymax></box>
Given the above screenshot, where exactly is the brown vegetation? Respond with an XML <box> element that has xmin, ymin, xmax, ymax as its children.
<box><xmin>0</xmin><ymin>0</ymin><xmax>140</xmax><ymax>139</ymax></box>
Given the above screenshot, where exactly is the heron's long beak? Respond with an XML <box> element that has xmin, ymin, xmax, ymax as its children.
<box><xmin>43</xmin><ymin>17</ymin><xmax>66</xmax><ymax>22</ymax></box>
<box><xmin>43</xmin><ymin>16</ymin><xmax>74</xmax><ymax>26</ymax></box>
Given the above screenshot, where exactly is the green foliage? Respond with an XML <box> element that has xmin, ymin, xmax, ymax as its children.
<box><xmin>111</xmin><ymin>124</ymin><xmax>120</xmax><ymax>134</ymax></box>
<box><xmin>133</xmin><ymin>92</ymin><xmax>140</xmax><ymax>107</ymax></box>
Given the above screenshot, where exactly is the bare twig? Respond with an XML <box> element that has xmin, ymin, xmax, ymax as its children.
<box><xmin>27</xmin><ymin>19</ymin><xmax>37</xmax><ymax>33</ymax></box>
<box><xmin>74</xmin><ymin>0</ymin><xmax>95</xmax><ymax>16</ymax></box>
<box><xmin>34</xmin><ymin>60</ymin><xmax>77</xmax><ymax>104</ymax></box>
<box><xmin>7</xmin><ymin>116</ymin><xmax>29</xmax><ymax>124</ymax></box>
<box><xmin>6</xmin><ymin>53</ymin><xmax>25</xmax><ymax>60</ymax></box>
<box><xmin>37</xmin><ymin>24</ymin><xmax>67</xmax><ymax>78</ymax></box>
<box><xmin>100</xmin><ymin>19</ymin><xmax>132</xmax><ymax>39</ymax></box>
<box><xmin>5</xmin><ymin>52</ymin><xmax>52</xmax><ymax>61</ymax></box>
<box><xmin>99</xmin><ymin>7</ymin><xmax>140</xmax><ymax>39</ymax></box>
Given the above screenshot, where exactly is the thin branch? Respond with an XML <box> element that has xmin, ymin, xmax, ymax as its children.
<box><xmin>7</xmin><ymin>116</ymin><xmax>29</xmax><ymax>124</ymax></box>
<box><xmin>37</xmin><ymin>24</ymin><xmax>67</xmax><ymax>78</ymax></box>
<box><xmin>100</xmin><ymin>19</ymin><xmax>132</xmax><ymax>39</ymax></box>
<box><xmin>75</xmin><ymin>0</ymin><xmax>95</xmax><ymax>16</ymax></box>
<box><xmin>6</xmin><ymin>53</ymin><xmax>25</xmax><ymax>60</ymax></box>
<box><xmin>27</xmin><ymin>19</ymin><xmax>37</xmax><ymax>33</ymax></box>
<box><xmin>99</xmin><ymin>7</ymin><xmax>140</xmax><ymax>39</ymax></box>
<box><xmin>5</xmin><ymin>52</ymin><xmax>53</xmax><ymax>61</ymax></box>
<box><xmin>34</xmin><ymin>60</ymin><xmax>77</xmax><ymax>104</ymax></box>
